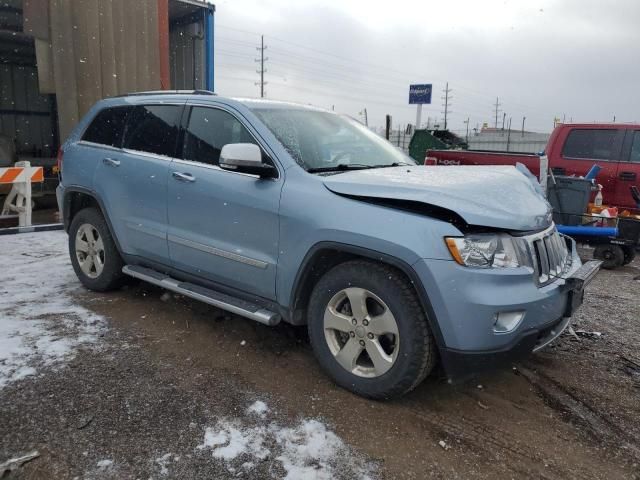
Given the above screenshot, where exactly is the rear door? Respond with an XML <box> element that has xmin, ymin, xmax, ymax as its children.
<box><xmin>94</xmin><ymin>103</ymin><xmax>184</xmax><ymax>265</ymax></box>
<box><xmin>619</xmin><ymin>129</ymin><xmax>640</xmax><ymax>209</ymax></box>
<box><xmin>166</xmin><ymin>104</ymin><xmax>282</xmax><ymax>300</ymax></box>
<box><xmin>558</xmin><ymin>128</ymin><xmax>625</xmax><ymax>206</ymax></box>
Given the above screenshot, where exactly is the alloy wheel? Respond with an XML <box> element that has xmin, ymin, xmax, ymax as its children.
<box><xmin>323</xmin><ymin>287</ymin><xmax>400</xmax><ymax>378</ymax></box>
<box><xmin>75</xmin><ymin>223</ymin><xmax>105</xmax><ymax>279</ymax></box>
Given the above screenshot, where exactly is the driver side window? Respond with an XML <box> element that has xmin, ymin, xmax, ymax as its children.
<box><xmin>183</xmin><ymin>107</ymin><xmax>257</xmax><ymax>166</ymax></box>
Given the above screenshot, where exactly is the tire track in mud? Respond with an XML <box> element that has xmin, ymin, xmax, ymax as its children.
<box><xmin>517</xmin><ymin>365</ymin><xmax>640</xmax><ymax>461</ymax></box>
<box><xmin>397</xmin><ymin>402</ymin><xmax>596</xmax><ymax>479</ymax></box>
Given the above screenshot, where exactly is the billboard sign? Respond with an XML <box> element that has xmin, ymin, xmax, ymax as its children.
<box><xmin>409</xmin><ymin>84</ymin><xmax>432</xmax><ymax>104</ymax></box>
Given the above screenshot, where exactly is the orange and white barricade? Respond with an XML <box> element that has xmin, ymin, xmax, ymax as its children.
<box><xmin>1</xmin><ymin>161</ymin><xmax>44</xmax><ymax>227</ymax></box>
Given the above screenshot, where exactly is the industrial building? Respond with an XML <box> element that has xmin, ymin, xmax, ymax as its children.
<box><xmin>0</xmin><ymin>0</ymin><xmax>214</xmax><ymax>197</ymax></box>
<box><xmin>467</xmin><ymin>127</ymin><xmax>550</xmax><ymax>153</ymax></box>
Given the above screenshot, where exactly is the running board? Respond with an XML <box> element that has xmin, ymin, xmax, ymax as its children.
<box><xmin>122</xmin><ymin>265</ymin><xmax>280</xmax><ymax>326</ymax></box>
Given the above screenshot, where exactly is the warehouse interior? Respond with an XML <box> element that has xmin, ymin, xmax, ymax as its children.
<box><xmin>0</xmin><ymin>0</ymin><xmax>213</xmax><ymax>185</ymax></box>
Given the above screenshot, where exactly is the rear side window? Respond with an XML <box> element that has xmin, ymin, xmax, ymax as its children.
<box><xmin>183</xmin><ymin>107</ymin><xmax>257</xmax><ymax>166</ymax></box>
<box><xmin>630</xmin><ymin>131</ymin><xmax>640</xmax><ymax>163</ymax></box>
<box><xmin>562</xmin><ymin>129</ymin><xmax>618</xmax><ymax>160</ymax></box>
<box><xmin>122</xmin><ymin>105</ymin><xmax>182</xmax><ymax>157</ymax></box>
<box><xmin>82</xmin><ymin>106</ymin><xmax>131</xmax><ymax>147</ymax></box>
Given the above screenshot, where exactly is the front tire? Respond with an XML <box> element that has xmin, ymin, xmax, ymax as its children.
<box><xmin>593</xmin><ymin>244</ymin><xmax>624</xmax><ymax>269</ymax></box>
<box><xmin>307</xmin><ymin>260</ymin><xmax>436</xmax><ymax>399</ymax></box>
<box><xmin>69</xmin><ymin>207</ymin><xmax>125</xmax><ymax>291</ymax></box>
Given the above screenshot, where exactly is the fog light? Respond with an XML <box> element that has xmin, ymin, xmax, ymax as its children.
<box><xmin>493</xmin><ymin>311</ymin><xmax>525</xmax><ymax>333</ymax></box>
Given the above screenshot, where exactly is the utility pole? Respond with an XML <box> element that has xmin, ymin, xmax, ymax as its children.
<box><xmin>464</xmin><ymin>117</ymin><xmax>470</xmax><ymax>143</ymax></box>
<box><xmin>521</xmin><ymin>116</ymin><xmax>526</xmax><ymax>137</ymax></box>
<box><xmin>441</xmin><ymin>82</ymin><xmax>452</xmax><ymax>130</ymax></box>
<box><xmin>255</xmin><ymin>35</ymin><xmax>268</xmax><ymax>98</ymax></box>
<box><xmin>493</xmin><ymin>97</ymin><xmax>502</xmax><ymax>129</ymax></box>
<box><xmin>502</xmin><ymin>112</ymin><xmax>506</xmax><ymax>130</ymax></box>
<box><xmin>360</xmin><ymin>108</ymin><xmax>368</xmax><ymax>127</ymax></box>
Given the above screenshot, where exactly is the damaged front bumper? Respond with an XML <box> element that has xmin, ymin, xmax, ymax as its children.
<box><xmin>414</xmin><ymin>238</ymin><xmax>602</xmax><ymax>381</ymax></box>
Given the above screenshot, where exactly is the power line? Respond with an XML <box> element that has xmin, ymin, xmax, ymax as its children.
<box><xmin>217</xmin><ymin>25</ymin><xmax>558</xmax><ymax>124</ymax></box>
<box><xmin>441</xmin><ymin>82</ymin><xmax>452</xmax><ymax>130</ymax></box>
<box><xmin>493</xmin><ymin>97</ymin><xmax>502</xmax><ymax>129</ymax></box>
<box><xmin>255</xmin><ymin>35</ymin><xmax>268</xmax><ymax>98</ymax></box>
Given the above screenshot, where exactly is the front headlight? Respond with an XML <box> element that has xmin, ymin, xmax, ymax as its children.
<box><xmin>445</xmin><ymin>233</ymin><xmax>533</xmax><ymax>269</ymax></box>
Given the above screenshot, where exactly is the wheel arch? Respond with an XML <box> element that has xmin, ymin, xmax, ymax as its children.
<box><xmin>63</xmin><ymin>186</ymin><xmax>124</xmax><ymax>255</ymax></box>
<box><xmin>288</xmin><ymin>241</ymin><xmax>446</xmax><ymax>350</ymax></box>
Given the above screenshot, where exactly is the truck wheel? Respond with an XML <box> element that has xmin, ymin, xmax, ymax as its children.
<box><xmin>593</xmin><ymin>244</ymin><xmax>625</xmax><ymax>269</ymax></box>
<box><xmin>621</xmin><ymin>246</ymin><xmax>636</xmax><ymax>266</ymax></box>
<box><xmin>307</xmin><ymin>260</ymin><xmax>436</xmax><ymax>399</ymax></box>
<box><xmin>69</xmin><ymin>207</ymin><xmax>125</xmax><ymax>291</ymax></box>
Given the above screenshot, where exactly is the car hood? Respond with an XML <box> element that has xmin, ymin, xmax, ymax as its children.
<box><xmin>322</xmin><ymin>165</ymin><xmax>552</xmax><ymax>231</ymax></box>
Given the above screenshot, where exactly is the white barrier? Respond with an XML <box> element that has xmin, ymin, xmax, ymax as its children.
<box><xmin>0</xmin><ymin>161</ymin><xmax>44</xmax><ymax>227</ymax></box>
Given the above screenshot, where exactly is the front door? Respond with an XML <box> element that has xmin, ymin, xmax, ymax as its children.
<box><xmin>619</xmin><ymin>129</ymin><xmax>640</xmax><ymax>209</ymax></box>
<box><xmin>167</xmin><ymin>105</ymin><xmax>282</xmax><ymax>300</ymax></box>
<box><xmin>559</xmin><ymin>128</ymin><xmax>625</xmax><ymax>207</ymax></box>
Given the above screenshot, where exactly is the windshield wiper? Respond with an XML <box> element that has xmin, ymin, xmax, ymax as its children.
<box><xmin>307</xmin><ymin>163</ymin><xmax>376</xmax><ymax>173</ymax></box>
<box><xmin>372</xmin><ymin>162</ymin><xmax>414</xmax><ymax>168</ymax></box>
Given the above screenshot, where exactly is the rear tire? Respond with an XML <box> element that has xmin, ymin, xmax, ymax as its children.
<box><xmin>621</xmin><ymin>246</ymin><xmax>636</xmax><ymax>266</ymax></box>
<box><xmin>68</xmin><ymin>207</ymin><xmax>125</xmax><ymax>291</ymax></box>
<box><xmin>307</xmin><ymin>260</ymin><xmax>436</xmax><ymax>399</ymax></box>
<box><xmin>593</xmin><ymin>244</ymin><xmax>625</xmax><ymax>269</ymax></box>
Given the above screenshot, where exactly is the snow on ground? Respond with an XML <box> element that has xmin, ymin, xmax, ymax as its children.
<box><xmin>155</xmin><ymin>453</ymin><xmax>180</xmax><ymax>476</ymax></box>
<box><xmin>197</xmin><ymin>400</ymin><xmax>376</xmax><ymax>480</ymax></box>
<box><xmin>0</xmin><ymin>231</ymin><xmax>105</xmax><ymax>389</ymax></box>
<box><xmin>247</xmin><ymin>399</ymin><xmax>269</xmax><ymax>418</ymax></box>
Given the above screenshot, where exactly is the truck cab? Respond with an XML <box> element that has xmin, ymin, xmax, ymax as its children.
<box><xmin>545</xmin><ymin>124</ymin><xmax>640</xmax><ymax>209</ymax></box>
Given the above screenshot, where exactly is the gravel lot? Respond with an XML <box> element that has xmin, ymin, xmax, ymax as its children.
<box><xmin>1</xmin><ymin>231</ymin><xmax>639</xmax><ymax>479</ymax></box>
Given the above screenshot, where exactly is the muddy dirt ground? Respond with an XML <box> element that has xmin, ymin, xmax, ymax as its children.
<box><xmin>1</xmin><ymin>236</ymin><xmax>639</xmax><ymax>479</ymax></box>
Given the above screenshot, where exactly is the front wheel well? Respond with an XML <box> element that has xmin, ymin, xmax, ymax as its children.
<box><xmin>290</xmin><ymin>246</ymin><xmax>425</xmax><ymax>327</ymax></box>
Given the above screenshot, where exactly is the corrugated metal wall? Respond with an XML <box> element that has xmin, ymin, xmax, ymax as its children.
<box><xmin>23</xmin><ymin>0</ymin><xmax>162</xmax><ymax>142</ymax></box>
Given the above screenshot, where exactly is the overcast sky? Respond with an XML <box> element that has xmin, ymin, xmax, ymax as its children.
<box><xmin>211</xmin><ymin>0</ymin><xmax>639</xmax><ymax>133</ymax></box>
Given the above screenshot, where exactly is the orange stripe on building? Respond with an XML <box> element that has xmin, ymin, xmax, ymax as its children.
<box><xmin>0</xmin><ymin>168</ymin><xmax>23</xmax><ymax>184</ymax></box>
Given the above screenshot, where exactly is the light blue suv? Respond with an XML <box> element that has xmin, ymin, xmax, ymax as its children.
<box><xmin>56</xmin><ymin>91</ymin><xmax>600</xmax><ymax>399</ymax></box>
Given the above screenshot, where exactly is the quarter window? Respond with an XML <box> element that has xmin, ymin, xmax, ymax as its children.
<box><xmin>183</xmin><ymin>107</ymin><xmax>257</xmax><ymax>166</ymax></box>
<box><xmin>630</xmin><ymin>131</ymin><xmax>640</xmax><ymax>163</ymax></box>
<box><xmin>82</xmin><ymin>106</ymin><xmax>131</xmax><ymax>147</ymax></box>
<box><xmin>122</xmin><ymin>105</ymin><xmax>182</xmax><ymax>157</ymax></box>
<box><xmin>562</xmin><ymin>129</ymin><xmax>618</xmax><ymax>160</ymax></box>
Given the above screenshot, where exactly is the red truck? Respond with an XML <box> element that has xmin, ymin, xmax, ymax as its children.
<box><xmin>426</xmin><ymin>123</ymin><xmax>640</xmax><ymax>210</ymax></box>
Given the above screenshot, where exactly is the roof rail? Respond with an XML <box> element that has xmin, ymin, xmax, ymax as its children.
<box><xmin>117</xmin><ymin>90</ymin><xmax>217</xmax><ymax>97</ymax></box>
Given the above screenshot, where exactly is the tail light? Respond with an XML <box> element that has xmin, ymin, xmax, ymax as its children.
<box><xmin>56</xmin><ymin>147</ymin><xmax>64</xmax><ymax>177</ymax></box>
<box><xmin>425</xmin><ymin>156</ymin><xmax>438</xmax><ymax>166</ymax></box>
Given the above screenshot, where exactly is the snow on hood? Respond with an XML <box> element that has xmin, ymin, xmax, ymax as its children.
<box><xmin>323</xmin><ymin>165</ymin><xmax>553</xmax><ymax>231</ymax></box>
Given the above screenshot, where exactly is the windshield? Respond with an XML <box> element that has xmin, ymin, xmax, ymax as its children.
<box><xmin>251</xmin><ymin>108</ymin><xmax>415</xmax><ymax>171</ymax></box>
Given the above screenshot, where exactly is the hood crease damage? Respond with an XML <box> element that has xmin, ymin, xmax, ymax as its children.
<box><xmin>322</xmin><ymin>165</ymin><xmax>552</xmax><ymax>231</ymax></box>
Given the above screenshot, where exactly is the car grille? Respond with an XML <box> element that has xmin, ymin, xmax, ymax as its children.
<box><xmin>528</xmin><ymin>227</ymin><xmax>570</xmax><ymax>286</ymax></box>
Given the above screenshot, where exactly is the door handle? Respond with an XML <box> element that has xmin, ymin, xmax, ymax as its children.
<box><xmin>551</xmin><ymin>167</ymin><xmax>566</xmax><ymax>175</ymax></box>
<box><xmin>102</xmin><ymin>157</ymin><xmax>120</xmax><ymax>167</ymax></box>
<box><xmin>172</xmin><ymin>171</ymin><xmax>196</xmax><ymax>182</ymax></box>
<box><xmin>619</xmin><ymin>171</ymin><xmax>637</xmax><ymax>181</ymax></box>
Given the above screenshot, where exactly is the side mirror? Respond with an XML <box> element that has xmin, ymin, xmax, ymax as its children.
<box><xmin>219</xmin><ymin>143</ymin><xmax>277</xmax><ymax>178</ymax></box>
